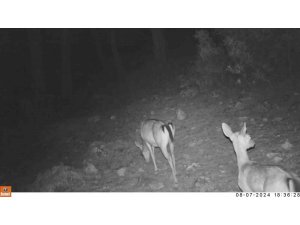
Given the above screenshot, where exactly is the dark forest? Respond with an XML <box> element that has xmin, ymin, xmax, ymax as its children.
<box><xmin>1</xmin><ymin>28</ymin><xmax>299</xmax><ymax>191</ymax></box>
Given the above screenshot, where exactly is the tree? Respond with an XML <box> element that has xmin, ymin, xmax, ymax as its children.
<box><xmin>110</xmin><ymin>29</ymin><xmax>124</xmax><ymax>84</ymax></box>
<box><xmin>27</xmin><ymin>29</ymin><xmax>45</xmax><ymax>97</ymax></box>
<box><xmin>90</xmin><ymin>29</ymin><xmax>108</xmax><ymax>73</ymax></box>
<box><xmin>151</xmin><ymin>28</ymin><xmax>167</xmax><ymax>64</ymax></box>
<box><xmin>61</xmin><ymin>29</ymin><xmax>72</xmax><ymax>100</ymax></box>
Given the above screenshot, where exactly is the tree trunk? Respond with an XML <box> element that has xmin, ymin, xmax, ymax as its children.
<box><xmin>27</xmin><ymin>29</ymin><xmax>45</xmax><ymax>97</ymax></box>
<box><xmin>61</xmin><ymin>29</ymin><xmax>72</xmax><ymax>100</ymax></box>
<box><xmin>110</xmin><ymin>29</ymin><xmax>124</xmax><ymax>85</ymax></box>
<box><xmin>90</xmin><ymin>29</ymin><xmax>108</xmax><ymax>73</ymax></box>
<box><xmin>151</xmin><ymin>28</ymin><xmax>167</xmax><ymax>64</ymax></box>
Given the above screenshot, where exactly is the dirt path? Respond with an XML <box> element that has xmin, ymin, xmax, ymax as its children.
<box><xmin>23</xmin><ymin>82</ymin><xmax>300</xmax><ymax>192</ymax></box>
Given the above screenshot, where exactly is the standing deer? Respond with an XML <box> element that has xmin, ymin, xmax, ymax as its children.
<box><xmin>222</xmin><ymin>122</ymin><xmax>300</xmax><ymax>192</ymax></box>
<box><xmin>135</xmin><ymin>119</ymin><xmax>177</xmax><ymax>183</ymax></box>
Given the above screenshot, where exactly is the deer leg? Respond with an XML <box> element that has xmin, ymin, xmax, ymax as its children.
<box><xmin>146</xmin><ymin>143</ymin><xmax>158</xmax><ymax>172</ymax></box>
<box><xmin>169</xmin><ymin>142</ymin><xmax>176</xmax><ymax>175</ymax></box>
<box><xmin>161</xmin><ymin>145</ymin><xmax>178</xmax><ymax>183</ymax></box>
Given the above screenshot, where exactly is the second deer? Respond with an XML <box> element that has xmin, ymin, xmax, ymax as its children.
<box><xmin>222</xmin><ymin>122</ymin><xmax>300</xmax><ymax>192</ymax></box>
<box><xmin>135</xmin><ymin>119</ymin><xmax>177</xmax><ymax>183</ymax></box>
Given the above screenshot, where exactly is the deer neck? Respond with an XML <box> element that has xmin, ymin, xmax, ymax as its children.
<box><xmin>233</xmin><ymin>142</ymin><xmax>250</xmax><ymax>171</ymax></box>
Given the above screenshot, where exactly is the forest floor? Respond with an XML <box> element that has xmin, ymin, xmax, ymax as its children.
<box><xmin>2</xmin><ymin>68</ymin><xmax>300</xmax><ymax>192</ymax></box>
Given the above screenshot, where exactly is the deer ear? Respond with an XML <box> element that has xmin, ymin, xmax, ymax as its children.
<box><xmin>222</xmin><ymin>123</ymin><xmax>233</xmax><ymax>138</ymax></box>
<box><xmin>241</xmin><ymin>122</ymin><xmax>247</xmax><ymax>135</ymax></box>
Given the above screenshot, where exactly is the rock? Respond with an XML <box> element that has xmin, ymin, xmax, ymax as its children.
<box><xmin>149</xmin><ymin>181</ymin><xmax>164</xmax><ymax>190</ymax></box>
<box><xmin>138</xmin><ymin>168</ymin><xmax>145</xmax><ymax>173</ymax></box>
<box><xmin>273</xmin><ymin>156</ymin><xmax>283</xmax><ymax>163</ymax></box>
<box><xmin>117</xmin><ymin>167</ymin><xmax>127</xmax><ymax>177</ymax></box>
<box><xmin>281</xmin><ymin>139</ymin><xmax>293</xmax><ymax>150</ymax></box>
<box><xmin>266</xmin><ymin>153</ymin><xmax>283</xmax><ymax>163</ymax></box>
<box><xmin>176</xmin><ymin>109</ymin><xmax>187</xmax><ymax>120</ymax></box>
<box><xmin>266</xmin><ymin>152</ymin><xmax>281</xmax><ymax>159</ymax></box>
<box><xmin>84</xmin><ymin>162</ymin><xmax>98</xmax><ymax>174</ymax></box>
<box><xmin>89</xmin><ymin>141</ymin><xmax>105</xmax><ymax>154</ymax></box>
<box><xmin>186</xmin><ymin>163</ymin><xmax>200</xmax><ymax>171</ymax></box>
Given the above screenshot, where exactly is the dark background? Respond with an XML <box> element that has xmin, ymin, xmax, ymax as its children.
<box><xmin>1</xmin><ymin>28</ymin><xmax>300</xmax><ymax>191</ymax></box>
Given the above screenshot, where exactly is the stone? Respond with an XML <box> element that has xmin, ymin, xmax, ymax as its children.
<box><xmin>149</xmin><ymin>181</ymin><xmax>164</xmax><ymax>190</ymax></box>
<box><xmin>281</xmin><ymin>139</ymin><xmax>293</xmax><ymax>150</ymax></box>
<box><xmin>84</xmin><ymin>163</ymin><xmax>98</xmax><ymax>174</ymax></box>
<box><xmin>117</xmin><ymin>167</ymin><xmax>127</xmax><ymax>177</ymax></box>
<box><xmin>176</xmin><ymin>109</ymin><xmax>187</xmax><ymax>120</ymax></box>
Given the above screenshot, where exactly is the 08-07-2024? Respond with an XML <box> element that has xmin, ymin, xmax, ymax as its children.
<box><xmin>236</xmin><ymin>192</ymin><xmax>300</xmax><ymax>198</ymax></box>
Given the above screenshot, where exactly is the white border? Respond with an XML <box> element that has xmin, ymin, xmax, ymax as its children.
<box><xmin>1</xmin><ymin>193</ymin><xmax>299</xmax><ymax>224</ymax></box>
<box><xmin>0</xmin><ymin>0</ymin><xmax>299</xmax><ymax>28</ymax></box>
<box><xmin>0</xmin><ymin>1</ymin><xmax>299</xmax><ymax>224</ymax></box>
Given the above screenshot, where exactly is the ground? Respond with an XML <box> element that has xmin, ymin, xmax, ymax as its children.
<box><xmin>1</xmin><ymin>68</ymin><xmax>300</xmax><ymax>192</ymax></box>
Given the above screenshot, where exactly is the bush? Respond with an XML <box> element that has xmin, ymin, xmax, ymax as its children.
<box><xmin>179</xmin><ymin>29</ymin><xmax>295</xmax><ymax>91</ymax></box>
<box><xmin>178</xmin><ymin>30</ymin><xmax>225</xmax><ymax>91</ymax></box>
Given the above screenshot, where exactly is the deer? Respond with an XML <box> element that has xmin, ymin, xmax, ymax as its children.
<box><xmin>135</xmin><ymin>119</ymin><xmax>177</xmax><ymax>183</ymax></box>
<box><xmin>221</xmin><ymin>122</ymin><xmax>300</xmax><ymax>192</ymax></box>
